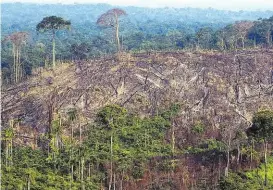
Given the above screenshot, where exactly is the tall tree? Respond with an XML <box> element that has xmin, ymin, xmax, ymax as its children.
<box><xmin>5</xmin><ymin>32</ymin><xmax>28</xmax><ymax>83</ymax></box>
<box><xmin>97</xmin><ymin>8</ymin><xmax>127</xmax><ymax>53</ymax></box>
<box><xmin>36</xmin><ymin>16</ymin><xmax>71</xmax><ymax>67</ymax></box>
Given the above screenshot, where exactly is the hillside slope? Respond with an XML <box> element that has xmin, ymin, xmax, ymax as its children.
<box><xmin>2</xmin><ymin>49</ymin><xmax>273</xmax><ymax>145</ymax></box>
<box><xmin>2</xmin><ymin>49</ymin><xmax>273</xmax><ymax>189</ymax></box>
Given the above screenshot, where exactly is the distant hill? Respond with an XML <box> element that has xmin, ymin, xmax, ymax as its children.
<box><xmin>2</xmin><ymin>3</ymin><xmax>273</xmax><ymax>36</ymax></box>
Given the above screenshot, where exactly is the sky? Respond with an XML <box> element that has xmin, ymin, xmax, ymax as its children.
<box><xmin>2</xmin><ymin>0</ymin><xmax>273</xmax><ymax>11</ymax></box>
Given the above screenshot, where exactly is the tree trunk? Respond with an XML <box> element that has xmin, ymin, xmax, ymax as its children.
<box><xmin>52</xmin><ymin>30</ymin><xmax>56</xmax><ymax>67</ymax></box>
<box><xmin>13</xmin><ymin>44</ymin><xmax>16</xmax><ymax>83</ymax></box>
<box><xmin>71</xmin><ymin>164</ymin><xmax>74</xmax><ymax>182</ymax></box>
<box><xmin>113</xmin><ymin>173</ymin><xmax>116</xmax><ymax>190</ymax></box>
<box><xmin>225</xmin><ymin>131</ymin><xmax>231</xmax><ymax>177</ymax></box>
<box><xmin>267</xmin><ymin>31</ymin><xmax>271</xmax><ymax>47</ymax></box>
<box><xmin>70</xmin><ymin>119</ymin><xmax>74</xmax><ymax>188</ymax></box>
<box><xmin>71</xmin><ymin>123</ymin><xmax>74</xmax><ymax>143</ymax></box>
<box><xmin>88</xmin><ymin>162</ymin><xmax>91</xmax><ymax>179</ymax></box>
<box><xmin>10</xmin><ymin>138</ymin><xmax>13</xmax><ymax>166</ymax></box>
<box><xmin>171</xmin><ymin>121</ymin><xmax>175</xmax><ymax>173</ymax></box>
<box><xmin>237</xmin><ymin>144</ymin><xmax>240</xmax><ymax>165</ymax></box>
<box><xmin>48</xmin><ymin>104</ymin><xmax>53</xmax><ymax>138</ymax></box>
<box><xmin>81</xmin><ymin>157</ymin><xmax>85</xmax><ymax>190</ymax></box>
<box><xmin>115</xmin><ymin>14</ymin><xmax>120</xmax><ymax>53</ymax></box>
<box><xmin>221</xmin><ymin>38</ymin><xmax>224</xmax><ymax>51</ymax></box>
<box><xmin>77</xmin><ymin>160</ymin><xmax>80</xmax><ymax>181</ymax></box>
<box><xmin>5</xmin><ymin>140</ymin><xmax>8</xmax><ymax>167</ymax></box>
<box><xmin>242</xmin><ymin>37</ymin><xmax>245</xmax><ymax>49</ymax></box>
<box><xmin>250</xmin><ymin>139</ymin><xmax>254</xmax><ymax>169</ymax></box>
<box><xmin>18</xmin><ymin>46</ymin><xmax>21</xmax><ymax>81</ymax></box>
<box><xmin>264</xmin><ymin>139</ymin><xmax>268</xmax><ymax>186</ymax></box>
<box><xmin>80</xmin><ymin>124</ymin><xmax>82</xmax><ymax>145</ymax></box>
<box><xmin>16</xmin><ymin>46</ymin><xmax>19</xmax><ymax>83</ymax></box>
<box><xmin>109</xmin><ymin>134</ymin><xmax>113</xmax><ymax>190</ymax></box>
<box><xmin>27</xmin><ymin>177</ymin><xmax>30</xmax><ymax>190</ymax></box>
<box><xmin>120</xmin><ymin>170</ymin><xmax>124</xmax><ymax>190</ymax></box>
<box><xmin>172</xmin><ymin>124</ymin><xmax>175</xmax><ymax>156</ymax></box>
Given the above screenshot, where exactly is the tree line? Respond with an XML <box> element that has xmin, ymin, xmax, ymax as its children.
<box><xmin>1</xmin><ymin>5</ymin><xmax>273</xmax><ymax>86</ymax></box>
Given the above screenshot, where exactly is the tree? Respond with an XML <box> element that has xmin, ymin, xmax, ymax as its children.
<box><xmin>196</xmin><ymin>27</ymin><xmax>215</xmax><ymax>50</ymax></box>
<box><xmin>3</xmin><ymin>120</ymin><xmax>15</xmax><ymax>168</ymax></box>
<box><xmin>215</xmin><ymin>29</ymin><xmax>226</xmax><ymax>51</ymax></box>
<box><xmin>5</xmin><ymin>32</ymin><xmax>29</xmax><ymax>83</ymax></box>
<box><xmin>233</xmin><ymin>21</ymin><xmax>254</xmax><ymax>49</ymax></box>
<box><xmin>97</xmin><ymin>8</ymin><xmax>127</xmax><ymax>53</ymax></box>
<box><xmin>96</xmin><ymin>105</ymin><xmax>127</xmax><ymax>190</ymax></box>
<box><xmin>70</xmin><ymin>43</ymin><xmax>90</xmax><ymax>60</ymax></box>
<box><xmin>247</xmin><ymin>110</ymin><xmax>273</xmax><ymax>186</ymax></box>
<box><xmin>223</xmin><ymin>25</ymin><xmax>238</xmax><ymax>50</ymax></box>
<box><xmin>166</xmin><ymin>30</ymin><xmax>184</xmax><ymax>49</ymax></box>
<box><xmin>36</xmin><ymin>16</ymin><xmax>71</xmax><ymax>67</ymax></box>
<box><xmin>248</xmin><ymin>17</ymin><xmax>273</xmax><ymax>47</ymax></box>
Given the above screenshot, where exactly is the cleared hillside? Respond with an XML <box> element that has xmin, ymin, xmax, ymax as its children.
<box><xmin>2</xmin><ymin>49</ymin><xmax>273</xmax><ymax>189</ymax></box>
<box><xmin>2</xmin><ymin>49</ymin><xmax>273</xmax><ymax>144</ymax></box>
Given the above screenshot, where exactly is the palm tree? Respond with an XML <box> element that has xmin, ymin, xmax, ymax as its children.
<box><xmin>36</xmin><ymin>16</ymin><xmax>71</xmax><ymax>67</ymax></box>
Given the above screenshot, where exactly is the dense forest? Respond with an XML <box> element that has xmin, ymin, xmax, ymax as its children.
<box><xmin>1</xmin><ymin>2</ymin><xmax>273</xmax><ymax>190</ymax></box>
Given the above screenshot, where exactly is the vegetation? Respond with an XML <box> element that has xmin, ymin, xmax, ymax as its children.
<box><xmin>247</xmin><ymin>110</ymin><xmax>273</xmax><ymax>186</ymax></box>
<box><xmin>1</xmin><ymin>2</ymin><xmax>273</xmax><ymax>190</ymax></box>
<box><xmin>2</xmin><ymin>105</ymin><xmax>177</xmax><ymax>189</ymax></box>
<box><xmin>220</xmin><ymin>159</ymin><xmax>273</xmax><ymax>190</ymax></box>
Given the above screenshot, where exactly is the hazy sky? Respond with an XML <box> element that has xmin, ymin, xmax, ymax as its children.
<box><xmin>2</xmin><ymin>0</ymin><xmax>273</xmax><ymax>11</ymax></box>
